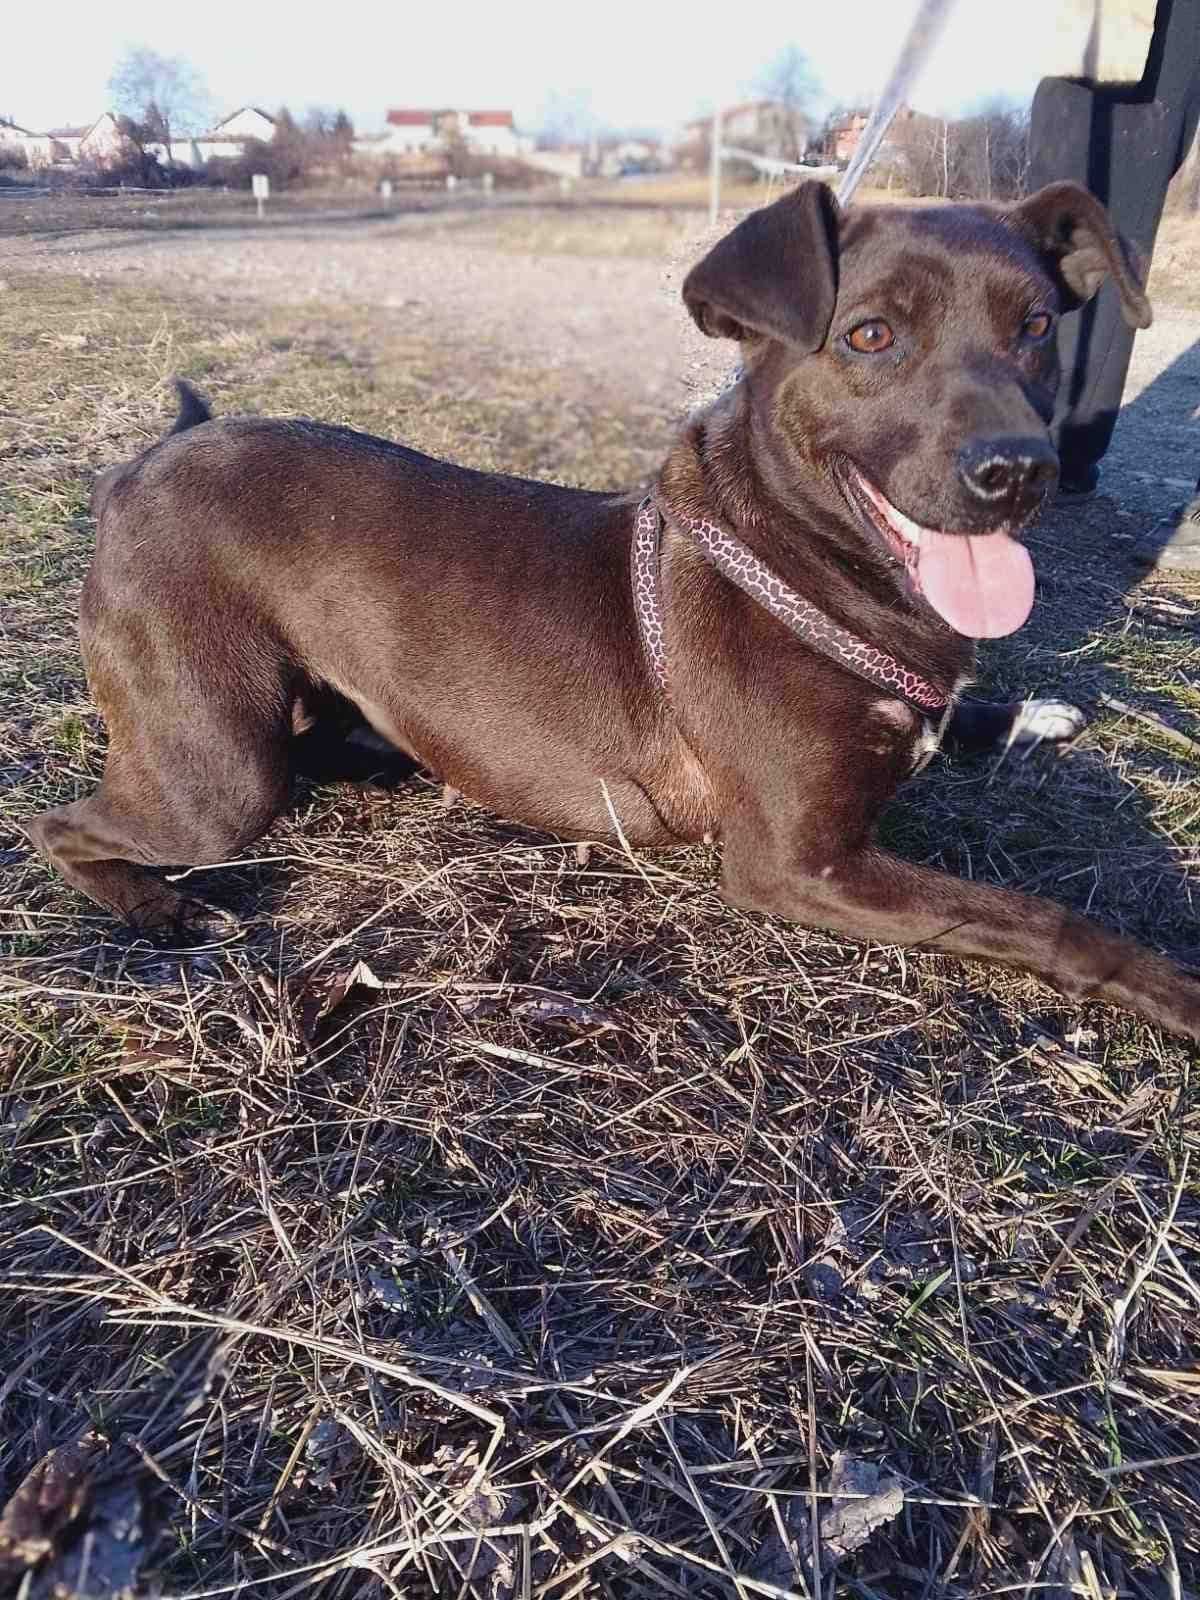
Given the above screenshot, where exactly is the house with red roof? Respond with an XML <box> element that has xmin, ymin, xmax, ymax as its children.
<box><xmin>362</xmin><ymin>108</ymin><xmax>528</xmax><ymax>160</ymax></box>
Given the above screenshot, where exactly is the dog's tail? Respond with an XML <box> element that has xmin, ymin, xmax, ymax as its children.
<box><xmin>92</xmin><ymin>380</ymin><xmax>215</xmax><ymax>523</ymax></box>
<box><xmin>169</xmin><ymin>377</ymin><xmax>214</xmax><ymax>435</ymax></box>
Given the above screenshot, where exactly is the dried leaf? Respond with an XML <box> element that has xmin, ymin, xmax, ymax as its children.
<box><xmin>297</xmin><ymin>959</ymin><xmax>383</xmax><ymax>1040</ymax></box>
<box><xmin>0</xmin><ymin>1437</ymin><xmax>95</xmax><ymax>1578</ymax></box>
<box><xmin>427</xmin><ymin>1445</ymin><xmax>524</xmax><ymax>1599</ymax></box>
<box><xmin>820</xmin><ymin>1453</ymin><xmax>904</xmax><ymax>1563</ymax></box>
<box><xmin>512</xmin><ymin>995</ymin><xmax>616</xmax><ymax>1028</ymax></box>
<box><xmin>750</xmin><ymin>1454</ymin><xmax>904</xmax><ymax>1586</ymax></box>
<box><xmin>302</xmin><ymin>1418</ymin><xmax>355</xmax><ymax>1491</ymax></box>
<box><xmin>0</xmin><ymin>1435</ymin><xmax>146</xmax><ymax>1599</ymax></box>
<box><xmin>102</xmin><ymin>1020</ymin><xmax>191</xmax><ymax>1073</ymax></box>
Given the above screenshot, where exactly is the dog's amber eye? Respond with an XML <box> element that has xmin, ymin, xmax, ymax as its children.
<box><xmin>847</xmin><ymin>319</ymin><xmax>895</xmax><ymax>354</ymax></box>
<box><xmin>1023</xmin><ymin>312</ymin><xmax>1053</xmax><ymax>340</ymax></box>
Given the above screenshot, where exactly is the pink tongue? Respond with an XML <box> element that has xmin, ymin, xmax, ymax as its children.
<box><xmin>916</xmin><ymin>527</ymin><xmax>1036</xmax><ymax>638</ymax></box>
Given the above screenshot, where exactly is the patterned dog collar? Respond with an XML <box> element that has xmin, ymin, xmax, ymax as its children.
<box><xmin>632</xmin><ymin>494</ymin><xmax>948</xmax><ymax>716</ymax></box>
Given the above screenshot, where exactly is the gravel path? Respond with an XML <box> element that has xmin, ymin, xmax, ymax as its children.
<box><xmin>6</xmin><ymin>217</ymin><xmax>697</xmax><ymax>414</ymax></box>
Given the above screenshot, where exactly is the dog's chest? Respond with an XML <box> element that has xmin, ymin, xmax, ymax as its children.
<box><xmin>868</xmin><ymin>697</ymin><xmax>943</xmax><ymax>774</ymax></box>
<box><xmin>656</xmin><ymin>736</ymin><xmax>720</xmax><ymax>841</ymax></box>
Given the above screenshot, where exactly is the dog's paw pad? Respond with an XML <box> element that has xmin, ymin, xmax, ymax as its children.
<box><xmin>1010</xmin><ymin>699</ymin><xmax>1087</xmax><ymax>745</ymax></box>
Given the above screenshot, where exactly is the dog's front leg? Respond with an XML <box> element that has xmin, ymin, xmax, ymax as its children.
<box><xmin>721</xmin><ymin>832</ymin><xmax>1200</xmax><ymax>1041</ymax></box>
<box><xmin>946</xmin><ymin>697</ymin><xmax>1087</xmax><ymax>755</ymax></box>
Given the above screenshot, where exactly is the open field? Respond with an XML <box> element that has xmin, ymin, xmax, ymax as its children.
<box><xmin>1</xmin><ymin>193</ymin><xmax>1199</xmax><ymax>1598</ymax></box>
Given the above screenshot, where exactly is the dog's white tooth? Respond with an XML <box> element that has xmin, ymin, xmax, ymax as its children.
<box><xmin>895</xmin><ymin>510</ymin><xmax>923</xmax><ymax>544</ymax></box>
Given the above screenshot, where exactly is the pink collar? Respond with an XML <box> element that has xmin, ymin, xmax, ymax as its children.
<box><xmin>632</xmin><ymin>495</ymin><xmax>949</xmax><ymax>716</ymax></box>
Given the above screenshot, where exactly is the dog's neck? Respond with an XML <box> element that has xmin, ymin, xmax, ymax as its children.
<box><xmin>657</xmin><ymin>380</ymin><xmax>975</xmax><ymax>693</ymax></box>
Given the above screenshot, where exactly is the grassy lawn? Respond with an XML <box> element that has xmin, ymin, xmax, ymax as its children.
<box><xmin>1</xmin><ymin>243</ymin><xmax>1198</xmax><ymax>1600</ymax></box>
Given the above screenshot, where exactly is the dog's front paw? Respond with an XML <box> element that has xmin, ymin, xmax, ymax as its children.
<box><xmin>1009</xmin><ymin>699</ymin><xmax>1087</xmax><ymax>746</ymax></box>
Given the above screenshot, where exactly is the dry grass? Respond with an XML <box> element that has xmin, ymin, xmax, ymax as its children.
<box><xmin>1</xmin><ymin>236</ymin><xmax>1199</xmax><ymax>1600</ymax></box>
<box><xmin>412</xmin><ymin>205</ymin><xmax>702</xmax><ymax>261</ymax></box>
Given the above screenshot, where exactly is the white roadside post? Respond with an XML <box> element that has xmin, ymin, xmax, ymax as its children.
<box><xmin>380</xmin><ymin>178</ymin><xmax>393</xmax><ymax>208</ymax></box>
<box><xmin>252</xmin><ymin>172</ymin><xmax>269</xmax><ymax>221</ymax></box>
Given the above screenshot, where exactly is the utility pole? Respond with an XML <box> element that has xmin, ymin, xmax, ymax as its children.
<box><xmin>708</xmin><ymin>103</ymin><xmax>722</xmax><ymax>226</ymax></box>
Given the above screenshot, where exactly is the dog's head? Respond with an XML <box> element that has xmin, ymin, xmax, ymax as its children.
<box><xmin>682</xmin><ymin>180</ymin><xmax>1150</xmax><ymax>638</ymax></box>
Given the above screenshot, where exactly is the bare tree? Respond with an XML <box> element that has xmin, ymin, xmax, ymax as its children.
<box><xmin>986</xmin><ymin>101</ymin><xmax>1032</xmax><ymax>198</ymax></box>
<box><xmin>108</xmin><ymin>48</ymin><xmax>211</xmax><ymax>164</ymax></box>
<box><xmin>887</xmin><ymin>100</ymin><xmax>1029</xmax><ymax>200</ymax></box>
<box><xmin>301</xmin><ymin>105</ymin><xmax>355</xmax><ymax>173</ymax></box>
<box><xmin>535</xmin><ymin>88</ymin><xmax>596</xmax><ymax>149</ymax></box>
<box><xmin>754</xmin><ymin>46</ymin><xmax>820</xmax><ymax>162</ymax></box>
<box><xmin>951</xmin><ymin>99</ymin><xmax>1030</xmax><ymax>200</ymax></box>
<box><xmin>112</xmin><ymin>114</ymin><xmax>162</xmax><ymax>183</ymax></box>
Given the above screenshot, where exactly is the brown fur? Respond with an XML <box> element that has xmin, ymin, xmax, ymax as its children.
<box><xmin>24</xmin><ymin>181</ymin><xmax>1200</xmax><ymax>1040</ymax></box>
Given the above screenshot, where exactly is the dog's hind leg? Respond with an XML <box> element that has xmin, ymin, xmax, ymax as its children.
<box><xmin>25</xmin><ymin>698</ymin><xmax>291</xmax><ymax>938</ymax></box>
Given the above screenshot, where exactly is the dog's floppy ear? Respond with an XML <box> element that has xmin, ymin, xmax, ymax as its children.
<box><xmin>1010</xmin><ymin>180</ymin><xmax>1152</xmax><ymax>329</ymax></box>
<box><xmin>682</xmin><ymin>181</ymin><xmax>840</xmax><ymax>350</ymax></box>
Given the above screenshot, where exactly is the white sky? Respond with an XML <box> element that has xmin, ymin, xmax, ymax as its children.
<box><xmin>6</xmin><ymin>0</ymin><xmax>1050</xmax><ymax>136</ymax></box>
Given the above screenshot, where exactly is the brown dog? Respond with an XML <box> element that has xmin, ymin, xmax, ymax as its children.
<box><xmin>25</xmin><ymin>180</ymin><xmax>1200</xmax><ymax>1041</ymax></box>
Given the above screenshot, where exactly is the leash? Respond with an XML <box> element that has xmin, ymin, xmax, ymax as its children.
<box><xmin>834</xmin><ymin>0</ymin><xmax>958</xmax><ymax>206</ymax></box>
<box><xmin>632</xmin><ymin>495</ymin><xmax>949</xmax><ymax>716</ymax></box>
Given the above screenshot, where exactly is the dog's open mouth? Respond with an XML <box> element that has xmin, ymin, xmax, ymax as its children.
<box><xmin>836</xmin><ymin>462</ymin><xmax>1036</xmax><ymax>639</ymax></box>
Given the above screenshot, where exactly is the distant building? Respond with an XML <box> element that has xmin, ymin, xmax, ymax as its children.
<box><xmin>45</xmin><ymin>123</ymin><xmax>90</xmax><ymax>159</ymax></box>
<box><xmin>523</xmin><ymin>146</ymin><xmax>586</xmax><ymax>181</ymax></box>
<box><xmin>363</xmin><ymin>108</ymin><xmax>530</xmax><ymax>160</ymax></box>
<box><xmin>675</xmin><ymin>100</ymin><xmax>810</xmax><ymax>170</ymax></box>
<box><xmin>827</xmin><ymin>111</ymin><xmax>870</xmax><ymax>166</ymax></box>
<box><xmin>207</xmin><ymin>106</ymin><xmax>277</xmax><ymax>145</ymax></box>
<box><xmin>0</xmin><ymin>112</ymin><xmax>128</xmax><ymax>168</ymax></box>
<box><xmin>594</xmin><ymin>137</ymin><xmax>669</xmax><ymax>177</ymax></box>
<box><xmin>78</xmin><ymin>113</ymin><xmax>126</xmax><ymax>164</ymax></box>
<box><xmin>2</xmin><ymin>105</ymin><xmax>278</xmax><ymax>174</ymax></box>
<box><xmin>524</xmin><ymin>137</ymin><xmax>668</xmax><ymax>182</ymax></box>
<box><xmin>150</xmin><ymin>107</ymin><xmax>278</xmax><ymax>169</ymax></box>
<box><xmin>0</xmin><ymin>119</ymin><xmax>57</xmax><ymax>167</ymax></box>
<box><xmin>823</xmin><ymin>107</ymin><xmax>914</xmax><ymax>166</ymax></box>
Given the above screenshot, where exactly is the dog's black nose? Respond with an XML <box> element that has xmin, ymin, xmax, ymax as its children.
<box><xmin>956</xmin><ymin>437</ymin><xmax>1059</xmax><ymax>509</ymax></box>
